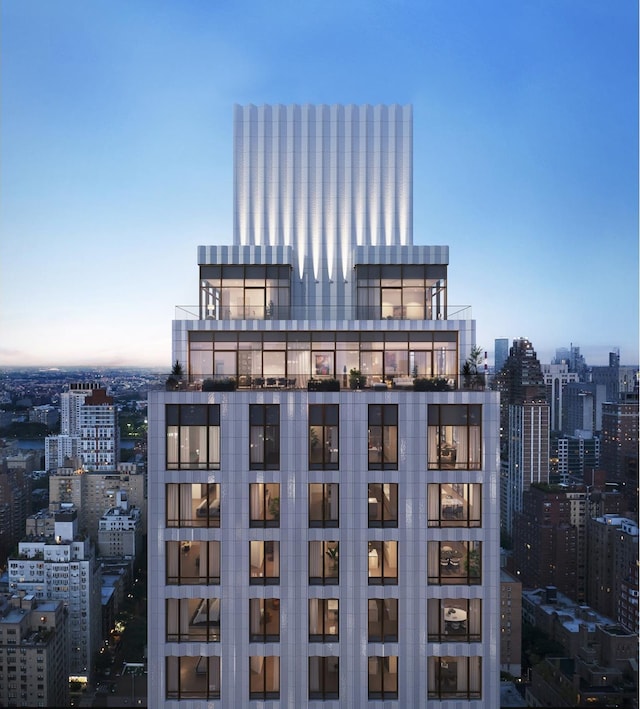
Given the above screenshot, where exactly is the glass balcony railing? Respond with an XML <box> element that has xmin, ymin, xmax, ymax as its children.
<box><xmin>159</xmin><ymin>373</ymin><xmax>488</xmax><ymax>392</ymax></box>
<box><xmin>174</xmin><ymin>305</ymin><xmax>472</xmax><ymax>321</ymax></box>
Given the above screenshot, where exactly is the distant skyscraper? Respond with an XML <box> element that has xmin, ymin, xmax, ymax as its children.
<box><xmin>600</xmin><ymin>395</ymin><xmax>639</xmax><ymax>491</ymax></box>
<box><xmin>494</xmin><ymin>338</ymin><xmax>509</xmax><ymax>374</ymax></box>
<box><xmin>495</xmin><ymin>338</ymin><xmax>549</xmax><ymax>535</ymax></box>
<box><xmin>542</xmin><ymin>363</ymin><xmax>578</xmax><ymax>432</ymax></box>
<box><xmin>147</xmin><ymin>104</ymin><xmax>501</xmax><ymax>707</ymax></box>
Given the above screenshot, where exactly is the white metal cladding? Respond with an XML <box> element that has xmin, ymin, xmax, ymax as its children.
<box><xmin>233</xmin><ymin>104</ymin><xmax>413</xmax><ymax>281</ymax></box>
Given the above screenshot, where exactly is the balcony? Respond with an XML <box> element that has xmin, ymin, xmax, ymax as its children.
<box><xmin>175</xmin><ymin>304</ymin><xmax>472</xmax><ymax>321</ymax></box>
<box><xmin>161</xmin><ymin>373</ymin><xmax>488</xmax><ymax>392</ymax></box>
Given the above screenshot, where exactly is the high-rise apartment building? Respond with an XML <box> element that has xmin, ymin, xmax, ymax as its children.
<box><xmin>600</xmin><ymin>395</ymin><xmax>639</xmax><ymax>487</ymax></box>
<box><xmin>542</xmin><ymin>363</ymin><xmax>578</xmax><ymax>433</ymax></box>
<box><xmin>49</xmin><ymin>463</ymin><xmax>146</xmax><ymax>542</ymax></box>
<box><xmin>7</xmin><ymin>509</ymin><xmax>102</xmax><ymax>681</ymax></box>
<box><xmin>511</xmin><ymin>484</ymin><xmax>588</xmax><ymax>602</ymax></box>
<box><xmin>148</xmin><ymin>104</ymin><xmax>500</xmax><ymax>707</ymax></box>
<box><xmin>45</xmin><ymin>384</ymin><xmax>119</xmax><ymax>473</ymax></box>
<box><xmin>494</xmin><ymin>338</ymin><xmax>509</xmax><ymax>375</ymax></box>
<box><xmin>495</xmin><ymin>338</ymin><xmax>549</xmax><ymax>536</ymax></box>
<box><xmin>0</xmin><ymin>594</ymin><xmax>69</xmax><ymax>708</ymax></box>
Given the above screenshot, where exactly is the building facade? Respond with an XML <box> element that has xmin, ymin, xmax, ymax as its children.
<box><xmin>147</xmin><ymin>104</ymin><xmax>501</xmax><ymax>707</ymax></box>
<box><xmin>0</xmin><ymin>594</ymin><xmax>69</xmax><ymax>708</ymax></box>
<box><xmin>7</xmin><ymin>510</ymin><xmax>102</xmax><ymax>680</ymax></box>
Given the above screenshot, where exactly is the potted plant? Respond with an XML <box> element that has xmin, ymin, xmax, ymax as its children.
<box><xmin>268</xmin><ymin>497</ymin><xmax>280</xmax><ymax>520</ymax></box>
<box><xmin>461</xmin><ymin>346</ymin><xmax>484</xmax><ymax>390</ymax></box>
<box><xmin>413</xmin><ymin>377</ymin><xmax>450</xmax><ymax>391</ymax></box>
<box><xmin>166</xmin><ymin>360</ymin><xmax>184</xmax><ymax>390</ymax></box>
<box><xmin>202</xmin><ymin>377</ymin><xmax>237</xmax><ymax>392</ymax></box>
<box><xmin>349</xmin><ymin>368</ymin><xmax>366</xmax><ymax>390</ymax></box>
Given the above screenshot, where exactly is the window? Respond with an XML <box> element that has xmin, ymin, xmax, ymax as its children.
<box><xmin>309</xmin><ymin>484</ymin><xmax>339</xmax><ymax>528</ymax></box>
<box><xmin>249</xmin><ymin>599</ymin><xmax>280</xmax><ymax>642</ymax></box>
<box><xmin>428</xmin><ymin>541</ymin><xmax>481</xmax><ymax>585</ymax></box>
<box><xmin>309</xmin><ymin>598</ymin><xmax>339</xmax><ymax>641</ymax></box>
<box><xmin>250</xmin><ymin>484</ymin><xmax>280</xmax><ymax>527</ymax></box>
<box><xmin>309</xmin><ymin>541</ymin><xmax>339</xmax><ymax>585</ymax></box>
<box><xmin>368</xmin><ymin>541</ymin><xmax>398</xmax><ymax>585</ymax></box>
<box><xmin>428</xmin><ymin>404</ymin><xmax>481</xmax><ymax>470</ymax></box>
<box><xmin>309</xmin><ymin>656</ymin><xmax>339</xmax><ymax>699</ymax></box>
<box><xmin>368</xmin><ymin>484</ymin><xmax>398</xmax><ymax>527</ymax></box>
<box><xmin>368</xmin><ymin>599</ymin><xmax>398</xmax><ymax>642</ymax></box>
<box><xmin>249</xmin><ymin>655</ymin><xmax>279</xmax><ymax>699</ymax></box>
<box><xmin>368</xmin><ymin>405</ymin><xmax>398</xmax><ymax>469</ymax></box>
<box><xmin>166</xmin><ymin>483</ymin><xmax>220</xmax><ymax>527</ymax></box>
<box><xmin>250</xmin><ymin>541</ymin><xmax>280</xmax><ymax>585</ymax></box>
<box><xmin>309</xmin><ymin>404</ymin><xmax>339</xmax><ymax>469</ymax></box>
<box><xmin>166</xmin><ymin>598</ymin><xmax>220</xmax><ymax>642</ymax></box>
<box><xmin>427</xmin><ymin>483</ymin><xmax>481</xmax><ymax>527</ymax></box>
<box><xmin>368</xmin><ymin>656</ymin><xmax>398</xmax><ymax>699</ymax></box>
<box><xmin>427</xmin><ymin>598</ymin><xmax>481</xmax><ymax>642</ymax></box>
<box><xmin>428</xmin><ymin>656</ymin><xmax>482</xmax><ymax>699</ymax></box>
<box><xmin>250</xmin><ymin>405</ymin><xmax>280</xmax><ymax>470</ymax></box>
<box><xmin>166</xmin><ymin>656</ymin><xmax>220</xmax><ymax>699</ymax></box>
<box><xmin>166</xmin><ymin>541</ymin><xmax>220</xmax><ymax>585</ymax></box>
<box><xmin>166</xmin><ymin>404</ymin><xmax>220</xmax><ymax>470</ymax></box>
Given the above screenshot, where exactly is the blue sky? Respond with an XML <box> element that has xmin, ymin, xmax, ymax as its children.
<box><xmin>1</xmin><ymin>0</ymin><xmax>637</xmax><ymax>368</ymax></box>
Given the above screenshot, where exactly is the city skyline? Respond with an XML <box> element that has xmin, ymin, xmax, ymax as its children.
<box><xmin>1</xmin><ymin>1</ymin><xmax>638</xmax><ymax>368</ymax></box>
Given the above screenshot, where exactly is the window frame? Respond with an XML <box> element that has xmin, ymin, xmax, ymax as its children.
<box><xmin>249</xmin><ymin>483</ymin><xmax>280</xmax><ymax>528</ymax></box>
<box><xmin>249</xmin><ymin>541</ymin><xmax>280</xmax><ymax>585</ymax></box>
<box><xmin>427</xmin><ymin>541</ymin><xmax>482</xmax><ymax>586</ymax></box>
<box><xmin>250</xmin><ymin>404</ymin><xmax>280</xmax><ymax>470</ymax></box>
<box><xmin>308</xmin><ymin>598</ymin><xmax>339</xmax><ymax>642</ymax></box>
<box><xmin>249</xmin><ymin>598</ymin><xmax>280</xmax><ymax>642</ymax></box>
<box><xmin>166</xmin><ymin>404</ymin><xmax>221</xmax><ymax>470</ymax></box>
<box><xmin>165</xmin><ymin>656</ymin><xmax>220</xmax><ymax>700</ymax></box>
<box><xmin>427</xmin><ymin>404</ymin><xmax>482</xmax><ymax>470</ymax></box>
<box><xmin>368</xmin><ymin>483</ymin><xmax>398</xmax><ymax>528</ymax></box>
<box><xmin>368</xmin><ymin>404</ymin><xmax>398</xmax><ymax>470</ymax></box>
<box><xmin>428</xmin><ymin>656</ymin><xmax>482</xmax><ymax>699</ymax></box>
<box><xmin>309</xmin><ymin>404</ymin><xmax>339</xmax><ymax>470</ymax></box>
<box><xmin>166</xmin><ymin>598</ymin><xmax>221</xmax><ymax>643</ymax></box>
<box><xmin>427</xmin><ymin>598</ymin><xmax>482</xmax><ymax>642</ymax></box>
<box><xmin>368</xmin><ymin>540</ymin><xmax>398</xmax><ymax>585</ymax></box>
<box><xmin>308</xmin><ymin>656</ymin><xmax>339</xmax><ymax>700</ymax></box>
<box><xmin>249</xmin><ymin>655</ymin><xmax>280</xmax><ymax>700</ymax></box>
<box><xmin>166</xmin><ymin>483</ymin><xmax>221</xmax><ymax>528</ymax></box>
<box><xmin>165</xmin><ymin>541</ymin><xmax>220</xmax><ymax>585</ymax></box>
<box><xmin>367</xmin><ymin>598</ymin><xmax>398</xmax><ymax>642</ymax></box>
<box><xmin>308</xmin><ymin>483</ymin><xmax>339</xmax><ymax>528</ymax></box>
<box><xmin>308</xmin><ymin>541</ymin><xmax>339</xmax><ymax>585</ymax></box>
<box><xmin>427</xmin><ymin>483</ymin><xmax>482</xmax><ymax>528</ymax></box>
<box><xmin>368</xmin><ymin>655</ymin><xmax>399</xmax><ymax>700</ymax></box>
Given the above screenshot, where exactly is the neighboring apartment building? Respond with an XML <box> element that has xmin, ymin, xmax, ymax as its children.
<box><xmin>7</xmin><ymin>509</ymin><xmax>102</xmax><ymax>681</ymax></box>
<box><xmin>147</xmin><ymin>104</ymin><xmax>501</xmax><ymax>707</ymax></box>
<box><xmin>600</xmin><ymin>395</ymin><xmax>639</xmax><ymax>488</ymax></box>
<box><xmin>500</xmin><ymin>570</ymin><xmax>522</xmax><ymax>677</ymax></box>
<box><xmin>495</xmin><ymin>339</ymin><xmax>549</xmax><ymax>536</ymax></box>
<box><xmin>542</xmin><ymin>363</ymin><xmax>578</xmax><ymax>433</ymax></box>
<box><xmin>561</xmin><ymin>382</ymin><xmax>606</xmax><ymax>437</ymax></box>
<box><xmin>511</xmin><ymin>484</ymin><xmax>587</xmax><ymax>602</ymax></box>
<box><xmin>49</xmin><ymin>463</ymin><xmax>146</xmax><ymax>542</ymax></box>
<box><xmin>45</xmin><ymin>384</ymin><xmax>119</xmax><ymax>473</ymax></box>
<box><xmin>97</xmin><ymin>495</ymin><xmax>143</xmax><ymax>559</ymax></box>
<box><xmin>0</xmin><ymin>594</ymin><xmax>69</xmax><ymax>708</ymax></box>
<box><xmin>553</xmin><ymin>435</ymin><xmax>600</xmax><ymax>485</ymax></box>
<box><xmin>586</xmin><ymin>514</ymin><xmax>639</xmax><ymax>623</ymax></box>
